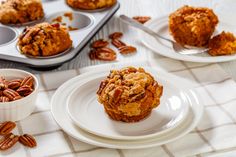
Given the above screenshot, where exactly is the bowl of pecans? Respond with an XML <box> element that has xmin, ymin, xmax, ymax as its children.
<box><xmin>0</xmin><ymin>69</ymin><xmax>38</xmax><ymax>122</ymax></box>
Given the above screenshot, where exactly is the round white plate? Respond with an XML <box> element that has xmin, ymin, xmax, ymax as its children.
<box><xmin>140</xmin><ymin>16</ymin><xmax>236</xmax><ymax>63</ymax></box>
<box><xmin>51</xmin><ymin>66</ymin><xmax>204</xmax><ymax>149</ymax></box>
<box><xmin>67</xmin><ymin>72</ymin><xmax>189</xmax><ymax>140</ymax></box>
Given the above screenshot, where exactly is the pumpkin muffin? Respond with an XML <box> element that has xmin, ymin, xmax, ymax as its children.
<box><xmin>169</xmin><ymin>5</ymin><xmax>218</xmax><ymax>47</ymax></box>
<box><xmin>97</xmin><ymin>67</ymin><xmax>163</xmax><ymax>123</ymax></box>
<box><xmin>208</xmin><ymin>31</ymin><xmax>236</xmax><ymax>56</ymax></box>
<box><xmin>66</xmin><ymin>0</ymin><xmax>116</xmax><ymax>10</ymax></box>
<box><xmin>18</xmin><ymin>23</ymin><xmax>72</xmax><ymax>57</ymax></box>
<box><xmin>0</xmin><ymin>0</ymin><xmax>44</xmax><ymax>24</ymax></box>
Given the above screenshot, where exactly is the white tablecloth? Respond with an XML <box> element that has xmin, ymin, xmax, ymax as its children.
<box><xmin>1</xmin><ymin>58</ymin><xmax>236</xmax><ymax>157</ymax></box>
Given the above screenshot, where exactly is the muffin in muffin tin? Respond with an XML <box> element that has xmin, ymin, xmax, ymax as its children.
<box><xmin>66</xmin><ymin>0</ymin><xmax>117</xmax><ymax>10</ymax></box>
<box><xmin>97</xmin><ymin>67</ymin><xmax>163</xmax><ymax>123</ymax></box>
<box><xmin>0</xmin><ymin>0</ymin><xmax>44</xmax><ymax>24</ymax></box>
<box><xmin>18</xmin><ymin>23</ymin><xmax>72</xmax><ymax>57</ymax></box>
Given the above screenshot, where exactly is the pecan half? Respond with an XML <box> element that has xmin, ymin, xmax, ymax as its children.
<box><xmin>111</xmin><ymin>39</ymin><xmax>126</xmax><ymax>48</ymax></box>
<box><xmin>3</xmin><ymin>88</ymin><xmax>21</xmax><ymax>101</ymax></box>
<box><xmin>19</xmin><ymin>134</ymin><xmax>37</xmax><ymax>148</ymax></box>
<box><xmin>16</xmin><ymin>85</ymin><xmax>33</xmax><ymax>96</ymax></box>
<box><xmin>130</xmin><ymin>92</ymin><xmax>146</xmax><ymax>102</ymax></box>
<box><xmin>97</xmin><ymin>80</ymin><xmax>108</xmax><ymax>95</ymax></box>
<box><xmin>109</xmin><ymin>32</ymin><xmax>123</xmax><ymax>40</ymax></box>
<box><xmin>96</xmin><ymin>48</ymin><xmax>117</xmax><ymax>61</ymax></box>
<box><xmin>8</xmin><ymin>79</ymin><xmax>22</xmax><ymax>90</ymax></box>
<box><xmin>113</xmin><ymin>88</ymin><xmax>123</xmax><ymax>103</ymax></box>
<box><xmin>88</xmin><ymin>49</ymin><xmax>97</xmax><ymax>60</ymax></box>
<box><xmin>91</xmin><ymin>39</ymin><xmax>109</xmax><ymax>48</ymax></box>
<box><xmin>0</xmin><ymin>90</ymin><xmax>3</xmax><ymax>96</ymax></box>
<box><xmin>119</xmin><ymin>46</ymin><xmax>137</xmax><ymax>54</ymax></box>
<box><xmin>51</xmin><ymin>23</ymin><xmax>60</xmax><ymax>28</ymax></box>
<box><xmin>132</xmin><ymin>16</ymin><xmax>151</xmax><ymax>24</ymax></box>
<box><xmin>0</xmin><ymin>96</ymin><xmax>10</xmax><ymax>102</ymax></box>
<box><xmin>0</xmin><ymin>133</ymin><xmax>19</xmax><ymax>151</ymax></box>
<box><xmin>21</xmin><ymin>76</ymin><xmax>34</xmax><ymax>88</ymax></box>
<box><xmin>0</xmin><ymin>121</ymin><xmax>16</xmax><ymax>135</ymax></box>
<box><xmin>0</xmin><ymin>77</ymin><xmax>8</xmax><ymax>90</ymax></box>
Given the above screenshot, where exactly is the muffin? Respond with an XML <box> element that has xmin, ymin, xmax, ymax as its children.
<box><xmin>97</xmin><ymin>67</ymin><xmax>163</xmax><ymax>123</ymax></box>
<box><xmin>66</xmin><ymin>0</ymin><xmax>116</xmax><ymax>10</ymax></box>
<box><xmin>169</xmin><ymin>5</ymin><xmax>218</xmax><ymax>47</ymax></box>
<box><xmin>0</xmin><ymin>0</ymin><xmax>44</xmax><ymax>24</ymax></box>
<box><xmin>208</xmin><ymin>31</ymin><xmax>236</xmax><ymax>56</ymax></box>
<box><xmin>18</xmin><ymin>23</ymin><xmax>72</xmax><ymax>57</ymax></box>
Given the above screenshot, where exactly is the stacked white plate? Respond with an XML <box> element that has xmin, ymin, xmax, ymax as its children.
<box><xmin>51</xmin><ymin>67</ymin><xmax>204</xmax><ymax>149</ymax></box>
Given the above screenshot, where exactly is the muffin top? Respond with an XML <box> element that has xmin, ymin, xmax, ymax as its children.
<box><xmin>208</xmin><ymin>31</ymin><xmax>236</xmax><ymax>56</ymax></box>
<box><xmin>18</xmin><ymin>22</ymin><xmax>72</xmax><ymax>57</ymax></box>
<box><xmin>0</xmin><ymin>0</ymin><xmax>44</xmax><ymax>24</ymax></box>
<box><xmin>169</xmin><ymin>5</ymin><xmax>218</xmax><ymax>47</ymax></box>
<box><xmin>97</xmin><ymin>67</ymin><xmax>163</xmax><ymax>117</ymax></box>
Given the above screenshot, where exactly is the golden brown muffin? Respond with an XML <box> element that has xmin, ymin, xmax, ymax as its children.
<box><xmin>18</xmin><ymin>23</ymin><xmax>72</xmax><ymax>57</ymax></box>
<box><xmin>208</xmin><ymin>31</ymin><xmax>236</xmax><ymax>56</ymax></box>
<box><xmin>97</xmin><ymin>67</ymin><xmax>163</xmax><ymax>123</ymax></box>
<box><xmin>66</xmin><ymin>0</ymin><xmax>116</xmax><ymax>10</ymax></box>
<box><xmin>0</xmin><ymin>0</ymin><xmax>44</xmax><ymax>24</ymax></box>
<box><xmin>169</xmin><ymin>5</ymin><xmax>218</xmax><ymax>47</ymax></box>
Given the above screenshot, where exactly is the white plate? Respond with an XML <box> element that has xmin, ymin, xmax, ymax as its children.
<box><xmin>140</xmin><ymin>16</ymin><xmax>236</xmax><ymax>63</ymax></box>
<box><xmin>67</xmin><ymin>72</ymin><xmax>189</xmax><ymax>140</ymax></box>
<box><xmin>51</xmin><ymin>66</ymin><xmax>204</xmax><ymax>149</ymax></box>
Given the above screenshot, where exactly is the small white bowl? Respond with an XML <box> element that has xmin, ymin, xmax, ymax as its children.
<box><xmin>0</xmin><ymin>69</ymin><xmax>38</xmax><ymax>122</ymax></box>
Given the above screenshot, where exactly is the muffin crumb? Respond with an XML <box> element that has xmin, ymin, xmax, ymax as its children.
<box><xmin>208</xmin><ymin>31</ymin><xmax>236</xmax><ymax>56</ymax></box>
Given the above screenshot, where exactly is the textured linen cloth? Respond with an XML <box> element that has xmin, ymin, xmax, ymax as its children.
<box><xmin>1</xmin><ymin>58</ymin><xmax>236</xmax><ymax>157</ymax></box>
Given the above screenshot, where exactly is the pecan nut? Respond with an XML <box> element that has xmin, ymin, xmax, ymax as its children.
<box><xmin>51</xmin><ymin>23</ymin><xmax>60</xmax><ymax>28</ymax></box>
<box><xmin>0</xmin><ymin>96</ymin><xmax>10</xmax><ymax>102</ymax></box>
<box><xmin>8</xmin><ymin>79</ymin><xmax>22</xmax><ymax>90</ymax></box>
<box><xmin>19</xmin><ymin>134</ymin><xmax>37</xmax><ymax>148</ymax></box>
<box><xmin>113</xmin><ymin>88</ymin><xmax>123</xmax><ymax>103</ymax></box>
<box><xmin>111</xmin><ymin>39</ymin><xmax>126</xmax><ymax>48</ymax></box>
<box><xmin>119</xmin><ymin>46</ymin><xmax>137</xmax><ymax>54</ymax></box>
<box><xmin>0</xmin><ymin>91</ymin><xmax>3</xmax><ymax>96</ymax></box>
<box><xmin>96</xmin><ymin>48</ymin><xmax>117</xmax><ymax>61</ymax></box>
<box><xmin>0</xmin><ymin>77</ymin><xmax>8</xmax><ymax>90</ymax></box>
<box><xmin>3</xmin><ymin>88</ymin><xmax>21</xmax><ymax>101</ymax></box>
<box><xmin>88</xmin><ymin>49</ymin><xmax>97</xmax><ymax>60</ymax></box>
<box><xmin>91</xmin><ymin>39</ymin><xmax>109</xmax><ymax>48</ymax></box>
<box><xmin>132</xmin><ymin>16</ymin><xmax>151</xmax><ymax>24</ymax></box>
<box><xmin>109</xmin><ymin>32</ymin><xmax>123</xmax><ymax>40</ymax></box>
<box><xmin>0</xmin><ymin>133</ymin><xmax>19</xmax><ymax>151</ymax></box>
<box><xmin>97</xmin><ymin>80</ymin><xmax>108</xmax><ymax>95</ymax></box>
<box><xmin>16</xmin><ymin>85</ymin><xmax>33</xmax><ymax>96</ymax></box>
<box><xmin>21</xmin><ymin>76</ymin><xmax>34</xmax><ymax>88</ymax></box>
<box><xmin>0</xmin><ymin>121</ymin><xmax>16</xmax><ymax>135</ymax></box>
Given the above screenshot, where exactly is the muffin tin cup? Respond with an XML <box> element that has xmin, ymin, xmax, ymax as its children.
<box><xmin>0</xmin><ymin>26</ymin><xmax>17</xmax><ymax>47</ymax></box>
<box><xmin>46</xmin><ymin>11</ymin><xmax>94</xmax><ymax>32</ymax></box>
<box><xmin>5</xmin><ymin>17</ymin><xmax>46</xmax><ymax>27</ymax></box>
<box><xmin>0</xmin><ymin>2</ymin><xmax>120</xmax><ymax>68</ymax></box>
<box><xmin>16</xmin><ymin>45</ymin><xmax>73</xmax><ymax>59</ymax></box>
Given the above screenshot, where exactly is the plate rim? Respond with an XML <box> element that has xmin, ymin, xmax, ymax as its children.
<box><xmin>66</xmin><ymin>71</ymin><xmax>190</xmax><ymax>140</ymax></box>
<box><xmin>140</xmin><ymin>15</ymin><xmax>236</xmax><ymax>63</ymax></box>
<box><xmin>50</xmin><ymin>66</ymin><xmax>204</xmax><ymax>149</ymax></box>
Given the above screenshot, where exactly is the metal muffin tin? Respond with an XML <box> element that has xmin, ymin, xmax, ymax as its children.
<box><xmin>0</xmin><ymin>1</ymin><xmax>120</xmax><ymax>68</ymax></box>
